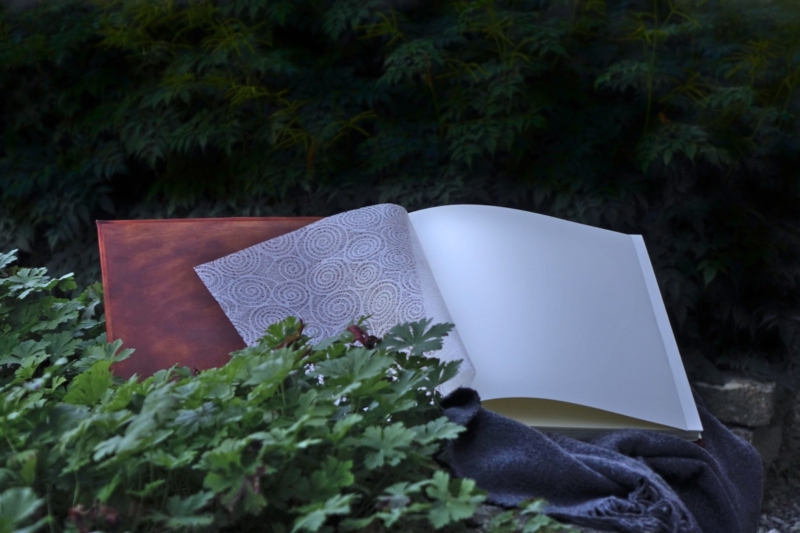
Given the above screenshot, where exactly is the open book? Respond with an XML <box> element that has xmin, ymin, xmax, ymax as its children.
<box><xmin>195</xmin><ymin>204</ymin><xmax>703</xmax><ymax>440</ymax></box>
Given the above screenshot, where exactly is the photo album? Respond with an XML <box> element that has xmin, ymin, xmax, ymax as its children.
<box><xmin>194</xmin><ymin>204</ymin><xmax>703</xmax><ymax>440</ymax></box>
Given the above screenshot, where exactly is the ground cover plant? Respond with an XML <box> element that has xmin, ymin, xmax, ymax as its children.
<box><xmin>0</xmin><ymin>250</ymin><xmax>574</xmax><ymax>532</ymax></box>
<box><xmin>2</xmin><ymin>0</ymin><xmax>800</xmax><ymax>388</ymax></box>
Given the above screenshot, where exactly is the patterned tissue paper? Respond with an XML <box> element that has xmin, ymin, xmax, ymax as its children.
<box><xmin>194</xmin><ymin>204</ymin><xmax>475</xmax><ymax>394</ymax></box>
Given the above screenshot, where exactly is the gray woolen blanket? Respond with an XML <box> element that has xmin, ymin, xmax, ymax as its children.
<box><xmin>439</xmin><ymin>388</ymin><xmax>763</xmax><ymax>533</ymax></box>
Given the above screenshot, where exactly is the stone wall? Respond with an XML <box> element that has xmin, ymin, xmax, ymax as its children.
<box><xmin>693</xmin><ymin>378</ymin><xmax>798</xmax><ymax>468</ymax></box>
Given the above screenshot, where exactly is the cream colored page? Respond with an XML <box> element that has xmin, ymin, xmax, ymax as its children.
<box><xmin>407</xmin><ymin>223</ymin><xmax>476</xmax><ymax>395</ymax></box>
<box><xmin>408</xmin><ymin>204</ymin><xmax>692</xmax><ymax>431</ymax></box>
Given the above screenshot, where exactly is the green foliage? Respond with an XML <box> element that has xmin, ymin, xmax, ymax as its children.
<box><xmin>0</xmin><ymin>249</ymin><xmax>128</xmax><ymax>384</ymax></box>
<box><xmin>0</xmin><ymin>251</ymin><xmax>571</xmax><ymax>532</ymax></box>
<box><xmin>0</xmin><ymin>487</ymin><xmax>49</xmax><ymax>533</ymax></box>
<box><xmin>3</xmin><ymin>0</ymin><xmax>800</xmax><ymax>385</ymax></box>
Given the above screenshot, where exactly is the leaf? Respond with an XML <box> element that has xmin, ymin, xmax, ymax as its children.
<box><xmin>358</xmin><ymin>423</ymin><xmax>416</xmax><ymax>469</ymax></box>
<box><xmin>520</xmin><ymin>499</ymin><xmax>575</xmax><ymax>532</ymax></box>
<box><xmin>382</xmin><ymin>319</ymin><xmax>454</xmax><ymax>356</ymax></box>
<box><xmin>165</xmin><ymin>513</ymin><xmax>215</xmax><ymax>530</ymax></box>
<box><xmin>0</xmin><ymin>331</ymin><xmax>20</xmax><ymax>361</ymax></box>
<box><xmin>291</xmin><ymin>493</ymin><xmax>358</xmax><ymax>533</ymax></box>
<box><xmin>64</xmin><ymin>360</ymin><xmax>112</xmax><ymax>406</ymax></box>
<box><xmin>103</xmin><ymin>377</ymin><xmax>138</xmax><ymax>411</ymax></box>
<box><xmin>174</xmin><ymin>401</ymin><xmax>216</xmax><ymax>437</ymax></box>
<box><xmin>379</xmin><ymin>39</ymin><xmax>445</xmax><ymax>87</ymax></box>
<box><xmin>330</xmin><ymin>413</ymin><xmax>363</xmax><ymax>442</ymax></box>
<box><xmin>309</xmin><ymin>457</ymin><xmax>355</xmax><ymax>495</ymax></box>
<box><xmin>682</xmin><ymin>139</ymin><xmax>697</xmax><ymax>162</ymax></box>
<box><xmin>6</xmin><ymin>450</ymin><xmax>38</xmax><ymax>486</ymax></box>
<box><xmin>30</xmin><ymin>300</ymin><xmax>81</xmax><ymax>332</ymax></box>
<box><xmin>321</xmin><ymin>0</ymin><xmax>384</xmax><ymax>41</ymax></box>
<box><xmin>310</xmin><ymin>347</ymin><xmax>393</xmax><ymax>385</ymax></box>
<box><xmin>126</xmin><ymin>479</ymin><xmax>165</xmax><ymax>499</ymax></box>
<box><xmin>0</xmin><ymin>342</ymin><xmax>43</xmax><ymax>378</ymax></box>
<box><xmin>0</xmin><ymin>249</ymin><xmax>18</xmax><ymax>271</ymax></box>
<box><xmin>146</xmin><ymin>449</ymin><xmax>197</xmax><ymax>469</ymax></box>
<box><xmin>71</xmin><ymin>338</ymin><xmax>133</xmax><ymax>373</ymax></box>
<box><xmin>258</xmin><ymin>316</ymin><xmax>309</xmax><ymax>350</ymax></box>
<box><xmin>199</xmin><ymin>439</ymin><xmax>249</xmax><ymax>498</ymax></box>
<box><xmin>93</xmin><ymin>435</ymin><xmax>123</xmax><ymax>462</ymax></box>
<box><xmin>426</xmin><ymin>471</ymin><xmax>485</xmax><ymax>529</ymax></box>
<box><xmin>97</xmin><ymin>471</ymin><xmax>122</xmax><ymax>503</ymax></box>
<box><xmin>11</xmin><ymin>339</ymin><xmax>49</xmax><ymax>361</ymax></box>
<box><xmin>12</xmin><ymin>341</ymin><xmax>50</xmax><ymax>380</ymax></box>
<box><xmin>163</xmin><ymin>492</ymin><xmax>215</xmax><ymax>529</ymax></box>
<box><xmin>412</xmin><ymin>417</ymin><xmax>464</xmax><ymax>445</ymax></box>
<box><xmin>0</xmin><ymin>487</ymin><xmax>45</xmax><ymax>533</ymax></box>
<box><xmin>41</xmin><ymin>332</ymin><xmax>81</xmax><ymax>360</ymax></box>
<box><xmin>312</xmin><ymin>333</ymin><xmax>345</xmax><ymax>352</ymax></box>
<box><xmin>243</xmin><ymin>348</ymin><xmax>296</xmax><ymax>391</ymax></box>
<box><xmin>372</xmin><ymin>480</ymin><xmax>428</xmax><ymax>527</ymax></box>
<box><xmin>115</xmin><ymin>387</ymin><xmax>176</xmax><ymax>454</ymax></box>
<box><xmin>594</xmin><ymin>60</ymin><xmax>651</xmax><ymax>92</ymax></box>
<box><xmin>5</xmin><ymin>268</ymin><xmax>59</xmax><ymax>299</ymax></box>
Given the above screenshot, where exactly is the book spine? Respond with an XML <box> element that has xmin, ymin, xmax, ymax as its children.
<box><xmin>630</xmin><ymin>235</ymin><xmax>703</xmax><ymax>432</ymax></box>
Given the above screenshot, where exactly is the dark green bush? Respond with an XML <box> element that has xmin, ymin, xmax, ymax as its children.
<box><xmin>2</xmin><ymin>0</ymin><xmax>800</xmax><ymax>385</ymax></box>
<box><xmin>0</xmin><ymin>250</ymin><xmax>575</xmax><ymax>532</ymax></box>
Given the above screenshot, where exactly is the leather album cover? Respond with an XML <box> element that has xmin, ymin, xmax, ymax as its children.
<box><xmin>97</xmin><ymin>217</ymin><xmax>320</xmax><ymax>379</ymax></box>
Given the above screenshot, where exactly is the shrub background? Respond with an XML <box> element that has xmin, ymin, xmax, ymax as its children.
<box><xmin>2</xmin><ymin>0</ymin><xmax>800</xmax><ymax>387</ymax></box>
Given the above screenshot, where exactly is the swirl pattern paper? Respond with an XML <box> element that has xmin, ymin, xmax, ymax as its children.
<box><xmin>194</xmin><ymin>204</ymin><xmax>475</xmax><ymax>394</ymax></box>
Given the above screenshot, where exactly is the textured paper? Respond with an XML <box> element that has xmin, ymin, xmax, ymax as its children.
<box><xmin>195</xmin><ymin>204</ymin><xmax>475</xmax><ymax>394</ymax></box>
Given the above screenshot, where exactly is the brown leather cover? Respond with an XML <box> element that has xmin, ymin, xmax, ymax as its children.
<box><xmin>97</xmin><ymin>217</ymin><xmax>321</xmax><ymax>379</ymax></box>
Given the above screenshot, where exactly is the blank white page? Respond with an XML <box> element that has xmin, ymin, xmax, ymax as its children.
<box><xmin>409</xmin><ymin>204</ymin><xmax>701</xmax><ymax>431</ymax></box>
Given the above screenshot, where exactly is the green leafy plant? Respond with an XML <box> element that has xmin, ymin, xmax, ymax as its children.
<box><xmin>0</xmin><ymin>251</ymin><xmax>573</xmax><ymax>532</ymax></box>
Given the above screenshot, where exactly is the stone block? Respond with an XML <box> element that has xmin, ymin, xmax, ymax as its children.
<box><xmin>752</xmin><ymin>423</ymin><xmax>784</xmax><ymax>466</ymax></box>
<box><xmin>790</xmin><ymin>391</ymin><xmax>800</xmax><ymax>438</ymax></box>
<box><xmin>694</xmin><ymin>378</ymin><xmax>777</xmax><ymax>427</ymax></box>
<box><xmin>728</xmin><ymin>426</ymin><xmax>754</xmax><ymax>444</ymax></box>
<box><xmin>725</xmin><ymin>423</ymin><xmax>783</xmax><ymax>466</ymax></box>
<box><xmin>771</xmin><ymin>390</ymin><xmax>800</xmax><ymax>473</ymax></box>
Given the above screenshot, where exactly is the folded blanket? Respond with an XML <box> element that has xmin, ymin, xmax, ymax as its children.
<box><xmin>440</xmin><ymin>388</ymin><xmax>763</xmax><ymax>533</ymax></box>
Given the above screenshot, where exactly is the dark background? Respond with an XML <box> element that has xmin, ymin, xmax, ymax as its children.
<box><xmin>3</xmin><ymin>0</ymin><xmax>800</xmax><ymax>388</ymax></box>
